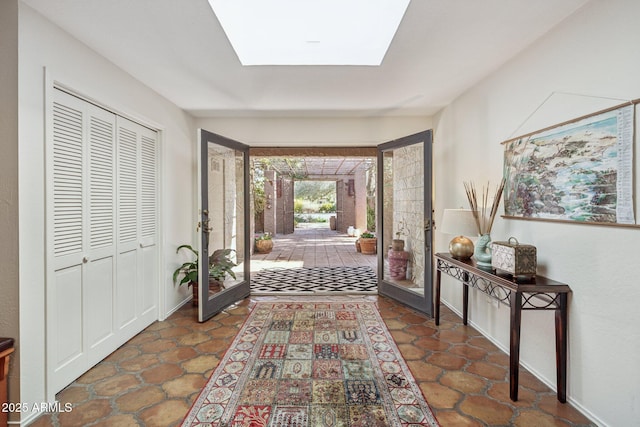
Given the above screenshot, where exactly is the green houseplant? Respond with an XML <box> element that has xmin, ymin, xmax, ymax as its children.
<box><xmin>173</xmin><ymin>245</ymin><xmax>237</xmax><ymax>306</ymax></box>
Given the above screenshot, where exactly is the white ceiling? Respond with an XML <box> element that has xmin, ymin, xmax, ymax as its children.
<box><xmin>22</xmin><ymin>0</ymin><xmax>589</xmax><ymax>118</ymax></box>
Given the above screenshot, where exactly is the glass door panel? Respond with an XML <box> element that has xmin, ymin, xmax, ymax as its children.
<box><xmin>198</xmin><ymin>129</ymin><xmax>250</xmax><ymax>322</ymax></box>
<box><xmin>377</xmin><ymin>131</ymin><xmax>434</xmax><ymax>316</ymax></box>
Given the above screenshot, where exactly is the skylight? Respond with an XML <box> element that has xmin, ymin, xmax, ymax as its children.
<box><xmin>208</xmin><ymin>0</ymin><xmax>410</xmax><ymax>66</ymax></box>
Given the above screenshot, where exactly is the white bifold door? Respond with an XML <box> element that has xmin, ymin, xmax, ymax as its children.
<box><xmin>47</xmin><ymin>89</ymin><xmax>158</xmax><ymax>394</ymax></box>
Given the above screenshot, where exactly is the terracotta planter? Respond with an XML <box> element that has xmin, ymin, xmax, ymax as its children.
<box><xmin>190</xmin><ymin>279</ymin><xmax>224</xmax><ymax>306</ymax></box>
<box><xmin>392</xmin><ymin>239</ymin><xmax>405</xmax><ymax>251</ymax></box>
<box><xmin>255</xmin><ymin>239</ymin><xmax>273</xmax><ymax>253</ymax></box>
<box><xmin>359</xmin><ymin>237</ymin><xmax>377</xmax><ymax>254</ymax></box>
<box><xmin>190</xmin><ymin>281</ymin><xmax>199</xmax><ymax>306</ymax></box>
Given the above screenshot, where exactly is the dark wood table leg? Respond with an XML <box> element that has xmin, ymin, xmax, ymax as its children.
<box><xmin>509</xmin><ymin>292</ymin><xmax>523</xmax><ymax>401</ymax></box>
<box><xmin>555</xmin><ymin>293</ymin><xmax>568</xmax><ymax>403</ymax></box>
<box><xmin>435</xmin><ymin>269</ymin><xmax>441</xmax><ymax>325</ymax></box>
<box><xmin>462</xmin><ymin>272</ymin><xmax>469</xmax><ymax>325</ymax></box>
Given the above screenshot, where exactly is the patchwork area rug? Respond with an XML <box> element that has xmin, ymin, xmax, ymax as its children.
<box><xmin>251</xmin><ymin>266</ymin><xmax>377</xmax><ymax>294</ymax></box>
<box><xmin>182</xmin><ymin>300</ymin><xmax>439</xmax><ymax>426</ymax></box>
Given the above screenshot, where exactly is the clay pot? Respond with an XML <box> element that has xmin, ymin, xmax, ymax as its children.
<box><xmin>359</xmin><ymin>237</ymin><xmax>377</xmax><ymax>254</ymax></box>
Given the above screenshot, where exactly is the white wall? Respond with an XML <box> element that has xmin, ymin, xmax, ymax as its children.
<box><xmin>18</xmin><ymin>3</ymin><xmax>197</xmax><ymax>420</ymax></box>
<box><xmin>195</xmin><ymin>116</ymin><xmax>432</xmax><ymax>146</ymax></box>
<box><xmin>433</xmin><ymin>0</ymin><xmax>640</xmax><ymax>425</ymax></box>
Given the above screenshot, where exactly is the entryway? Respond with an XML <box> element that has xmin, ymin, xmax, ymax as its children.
<box><xmin>198</xmin><ymin>132</ymin><xmax>434</xmax><ymax>320</ymax></box>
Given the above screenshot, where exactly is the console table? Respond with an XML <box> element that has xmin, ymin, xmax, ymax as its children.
<box><xmin>434</xmin><ymin>252</ymin><xmax>571</xmax><ymax>402</ymax></box>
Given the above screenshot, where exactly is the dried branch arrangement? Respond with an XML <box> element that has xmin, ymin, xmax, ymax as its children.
<box><xmin>464</xmin><ymin>178</ymin><xmax>506</xmax><ymax>235</ymax></box>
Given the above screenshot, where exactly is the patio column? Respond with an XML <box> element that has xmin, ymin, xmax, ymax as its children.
<box><xmin>355</xmin><ymin>170</ymin><xmax>367</xmax><ymax>232</ymax></box>
<box><xmin>263</xmin><ymin>170</ymin><xmax>277</xmax><ymax>236</ymax></box>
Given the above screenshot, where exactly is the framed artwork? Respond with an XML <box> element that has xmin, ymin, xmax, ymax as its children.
<box><xmin>502</xmin><ymin>103</ymin><xmax>636</xmax><ymax>226</ymax></box>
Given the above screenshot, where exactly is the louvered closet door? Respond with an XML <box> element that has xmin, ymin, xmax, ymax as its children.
<box><xmin>48</xmin><ymin>90</ymin><xmax>159</xmax><ymax>394</ymax></box>
<box><xmin>116</xmin><ymin>117</ymin><xmax>158</xmax><ymax>339</ymax></box>
<box><xmin>48</xmin><ymin>90</ymin><xmax>118</xmax><ymax>392</ymax></box>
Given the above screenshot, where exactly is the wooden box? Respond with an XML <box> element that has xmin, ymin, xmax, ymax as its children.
<box><xmin>491</xmin><ymin>237</ymin><xmax>536</xmax><ymax>277</ymax></box>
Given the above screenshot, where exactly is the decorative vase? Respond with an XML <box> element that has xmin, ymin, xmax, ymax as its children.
<box><xmin>449</xmin><ymin>236</ymin><xmax>474</xmax><ymax>260</ymax></box>
<box><xmin>388</xmin><ymin>249</ymin><xmax>409</xmax><ymax>279</ymax></box>
<box><xmin>474</xmin><ymin>233</ymin><xmax>493</xmax><ymax>268</ymax></box>
<box><xmin>359</xmin><ymin>237</ymin><xmax>377</xmax><ymax>254</ymax></box>
<box><xmin>355</xmin><ymin>239</ymin><xmax>361</xmax><ymax>252</ymax></box>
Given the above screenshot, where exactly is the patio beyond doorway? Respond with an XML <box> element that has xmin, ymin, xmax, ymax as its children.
<box><xmin>250</xmin><ymin>223</ymin><xmax>377</xmax><ymax>294</ymax></box>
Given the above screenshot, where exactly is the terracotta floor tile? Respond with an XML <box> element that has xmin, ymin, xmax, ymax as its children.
<box><xmin>466</xmin><ymin>361</ymin><xmax>508</xmax><ymax>381</ymax></box>
<box><xmin>405</xmin><ymin>324</ymin><xmax>438</xmax><ymax>337</ymax></box>
<box><xmin>140</xmin><ymin>363</ymin><xmax>183</xmax><ymax>384</ymax></box>
<box><xmin>513</xmin><ymin>409</ymin><xmax>572</xmax><ymax>427</ymax></box>
<box><xmin>162</xmin><ymin>373</ymin><xmax>208</xmax><ymax>398</ymax></box>
<box><xmin>388</xmin><ymin>329</ymin><xmax>416</xmax><ymax>344</ymax></box>
<box><xmin>104</xmin><ymin>346</ymin><xmax>141</xmax><ymax>363</ymax></box>
<box><xmin>487</xmin><ymin>382</ymin><xmax>537</xmax><ymax>407</ymax></box>
<box><xmin>158</xmin><ymin>326</ymin><xmax>192</xmax><ymax>338</ymax></box>
<box><xmin>419</xmin><ymin>382</ymin><xmax>462</xmax><ymax>409</ymax></box>
<box><xmin>195</xmin><ymin>337</ymin><xmax>233</xmax><ymax>354</ymax></box>
<box><xmin>56</xmin><ymin>385</ymin><xmax>91</xmax><ymax>405</ymax></box>
<box><xmin>160</xmin><ymin>346</ymin><xmax>198</xmax><ymax>363</ymax></box>
<box><xmin>437</xmin><ymin>329</ymin><xmax>470</xmax><ymax>344</ymax></box>
<box><xmin>519</xmin><ymin>369</ymin><xmax>554</xmax><ymax>393</ymax></box>
<box><xmin>140</xmin><ymin>338</ymin><xmax>177</xmax><ymax>353</ymax></box>
<box><xmin>138</xmin><ymin>400</ymin><xmax>190</xmax><ymax>426</ymax></box>
<box><xmin>75</xmin><ymin>364</ymin><xmax>118</xmax><ymax>384</ymax></box>
<box><xmin>92</xmin><ymin>414</ymin><xmax>141</xmax><ymax>427</ymax></box>
<box><xmin>405</xmin><ymin>360</ymin><xmax>443</xmax><ymax>381</ymax></box>
<box><xmin>449</xmin><ymin>344</ymin><xmax>488</xmax><ymax>360</ymax></box>
<box><xmin>439</xmin><ymin>371</ymin><xmax>487</xmax><ymax>394</ymax></box>
<box><xmin>120</xmin><ymin>354</ymin><xmax>160</xmax><ymax>372</ymax></box>
<box><xmin>209</xmin><ymin>325</ymin><xmax>242</xmax><ymax>338</ymax></box>
<box><xmin>538</xmin><ymin>395</ymin><xmax>595</xmax><ymax>424</ymax></box>
<box><xmin>399</xmin><ymin>312</ymin><xmax>430</xmax><ymax>325</ymax></box>
<box><xmin>115</xmin><ymin>385</ymin><xmax>166</xmax><ymax>412</ymax></box>
<box><xmin>434</xmin><ymin>410</ymin><xmax>484</xmax><ymax>427</ymax></box>
<box><xmin>177</xmin><ymin>331</ymin><xmax>212</xmax><ymax>346</ymax></box>
<box><xmin>427</xmin><ymin>352</ymin><xmax>468</xmax><ymax>370</ymax></box>
<box><xmin>396</xmin><ymin>343</ymin><xmax>428</xmax><ymax>360</ymax></box>
<box><xmin>93</xmin><ymin>374</ymin><xmax>141</xmax><ymax>397</ymax></box>
<box><xmin>459</xmin><ymin>395</ymin><xmax>515</xmax><ymax>425</ymax></box>
<box><xmin>57</xmin><ymin>399</ymin><xmax>113</xmax><ymax>426</ymax></box>
<box><xmin>182</xmin><ymin>354</ymin><xmax>220</xmax><ymax>374</ymax></box>
<box><xmin>414</xmin><ymin>336</ymin><xmax>451</xmax><ymax>352</ymax></box>
<box><xmin>380</xmin><ymin>318</ymin><xmax>407</xmax><ymax>330</ymax></box>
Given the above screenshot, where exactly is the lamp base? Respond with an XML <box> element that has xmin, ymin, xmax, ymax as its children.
<box><xmin>449</xmin><ymin>236</ymin><xmax>474</xmax><ymax>260</ymax></box>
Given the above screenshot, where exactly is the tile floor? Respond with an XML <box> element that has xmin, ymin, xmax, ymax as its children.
<box><xmin>30</xmin><ymin>225</ymin><xmax>596</xmax><ymax>426</ymax></box>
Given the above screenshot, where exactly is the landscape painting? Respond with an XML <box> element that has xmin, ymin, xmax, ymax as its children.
<box><xmin>503</xmin><ymin>104</ymin><xmax>635</xmax><ymax>225</ymax></box>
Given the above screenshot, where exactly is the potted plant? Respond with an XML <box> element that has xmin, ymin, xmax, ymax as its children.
<box><xmin>254</xmin><ymin>232</ymin><xmax>273</xmax><ymax>253</ymax></box>
<box><xmin>173</xmin><ymin>245</ymin><xmax>237</xmax><ymax>306</ymax></box>
<box><xmin>208</xmin><ymin>248</ymin><xmax>237</xmax><ymax>283</ymax></box>
<box><xmin>358</xmin><ymin>231</ymin><xmax>377</xmax><ymax>255</ymax></box>
<box><xmin>392</xmin><ymin>220</ymin><xmax>407</xmax><ymax>251</ymax></box>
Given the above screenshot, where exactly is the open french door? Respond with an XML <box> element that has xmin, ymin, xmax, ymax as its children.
<box><xmin>197</xmin><ymin>129</ymin><xmax>251</xmax><ymax>322</ymax></box>
<box><xmin>377</xmin><ymin>130</ymin><xmax>434</xmax><ymax>316</ymax></box>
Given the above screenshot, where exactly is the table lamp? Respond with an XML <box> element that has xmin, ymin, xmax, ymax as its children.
<box><xmin>440</xmin><ymin>209</ymin><xmax>477</xmax><ymax>259</ymax></box>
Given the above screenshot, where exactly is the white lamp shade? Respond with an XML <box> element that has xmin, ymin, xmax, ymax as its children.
<box><xmin>440</xmin><ymin>209</ymin><xmax>478</xmax><ymax>237</ymax></box>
